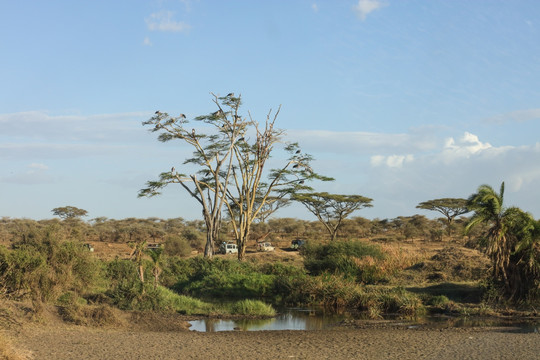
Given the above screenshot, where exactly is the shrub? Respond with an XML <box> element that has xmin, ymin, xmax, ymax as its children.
<box><xmin>0</xmin><ymin>226</ymin><xmax>101</xmax><ymax>303</ymax></box>
<box><xmin>229</xmin><ymin>299</ymin><xmax>276</xmax><ymax>317</ymax></box>
<box><xmin>302</xmin><ymin>240</ymin><xmax>385</xmax><ymax>283</ymax></box>
<box><xmin>163</xmin><ymin>235</ymin><xmax>192</xmax><ymax>257</ymax></box>
<box><xmin>105</xmin><ymin>259</ymin><xmax>143</xmax><ymax>309</ymax></box>
<box><xmin>174</xmin><ymin>257</ymin><xmax>275</xmax><ymax>298</ymax></box>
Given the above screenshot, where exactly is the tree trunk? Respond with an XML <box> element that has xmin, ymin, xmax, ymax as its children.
<box><xmin>237</xmin><ymin>226</ymin><xmax>250</xmax><ymax>261</ymax></box>
<box><xmin>204</xmin><ymin>230</ymin><xmax>214</xmax><ymax>258</ymax></box>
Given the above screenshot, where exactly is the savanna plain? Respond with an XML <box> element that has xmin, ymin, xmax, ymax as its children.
<box><xmin>0</xmin><ymin>215</ymin><xmax>538</xmax><ymax>359</ymax></box>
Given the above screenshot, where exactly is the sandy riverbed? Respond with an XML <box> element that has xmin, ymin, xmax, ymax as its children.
<box><xmin>11</xmin><ymin>322</ymin><xmax>540</xmax><ymax>360</ymax></box>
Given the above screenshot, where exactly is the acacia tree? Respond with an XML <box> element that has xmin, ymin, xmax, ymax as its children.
<box><xmin>51</xmin><ymin>206</ymin><xmax>88</xmax><ymax>220</ymax></box>
<box><xmin>139</xmin><ymin>93</ymin><xmax>243</xmax><ymax>258</ymax></box>
<box><xmin>223</xmin><ymin>108</ymin><xmax>331</xmax><ymax>260</ymax></box>
<box><xmin>293</xmin><ymin>192</ymin><xmax>373</xmax><ymax>241</ymax></box>
<box><xmin>140</xmin><ymin>93</ymin><xmax>330</xmax><ymax>260</ymax></box>
<box><xmin>416</xmin><ymin>198</ymin><xmax>469</xmax><ymax>236</ymax></box>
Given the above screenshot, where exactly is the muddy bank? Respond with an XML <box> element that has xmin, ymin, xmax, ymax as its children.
<box><xmin>12</xmin><ymin>323</ymin><xmax>540</xmax><ymax>360</ymax></box>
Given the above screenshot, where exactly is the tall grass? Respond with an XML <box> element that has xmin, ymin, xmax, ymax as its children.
<box><xmin>0</xmin><ymin>334</ymin><xmax>30</xmax><ymax>360</ymax></box>
<box><xmin>229</xmin><ymin>299</ymin><xmax>276</xmax><ymax>317</ymax></box>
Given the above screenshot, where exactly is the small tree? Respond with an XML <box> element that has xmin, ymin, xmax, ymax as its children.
<box><xmin>293</xmin><ymin>192</ymin><xmax>373</xmax><ymax>241</ymax></box>
<box><xmin>416</xmin><ymin>198</ymin><xmax>469</xmax><ymax>236</ymax></box>
<box><xmin>128</xmin><ymin>240</ymin><xmax>147</xmax><ymax>285</ymax></box>
<box><xmin>147</xmin><ymin>247</ymin><xmax>163</xmax><ymax>290</ymax></box>
<box><xmin>51</xmin><ymin>206</ymin><xmax>88</xmax><ymax>220</ymax></box>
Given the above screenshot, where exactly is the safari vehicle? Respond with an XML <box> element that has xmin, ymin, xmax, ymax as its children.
<box><xmin>219</xmin><ymin>242</ymin><xmax>238</xmax><ymax>254</ymax></box>
<box><xmin>83</xmin><ymin>243</ymin><xmax>94</xmax><ymax>252</ymax></box>
<box><xmin>256</xmin><ymin>242</ymin><xmax>275</xmax><ymax>252</ymax></box>
<box><xmin>291</xmin><ymin>239</ymin><xmax>306</xmax><ymax>250</ymax></box>
<box><xmin>147</xmin><ymin>243</ymin><xmax>162</xmax><ymax>251</ymax></box>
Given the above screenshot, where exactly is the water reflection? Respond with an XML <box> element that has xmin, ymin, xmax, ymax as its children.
<box><xmin>189</xmin><ymin>308</ymin><xmax>347</xmax><ymax>332</ymax></box>
<box><xmin>189</xmin><ymin>308</ymin><xmax>540</xmax><ymax>333</ymax></box>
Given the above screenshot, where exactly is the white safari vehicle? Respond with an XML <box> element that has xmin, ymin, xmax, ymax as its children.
<box><xmin>256</xmin><ymin>242</ymin><xmax>275</xmax><ymax>252</ymax></box>
<box><xmin>219</xmin><ymin>242</ymin><xmax>238</xmax><ymax>254</ymax></box>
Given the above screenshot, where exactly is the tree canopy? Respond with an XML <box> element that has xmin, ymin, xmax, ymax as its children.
<box><xmin>51</xmin><ymin>206</ymin><xmax>88</xmax><ymax>220</ymax></box>
<box><xmin>416</xmin><ymin>198</ymin><xmax>469</xmax><ymax>236</ymax></box>
<box><xmin>293</xmin><ymin>192</ymin><xmax>373</xmax><ymax>241</ymax></box>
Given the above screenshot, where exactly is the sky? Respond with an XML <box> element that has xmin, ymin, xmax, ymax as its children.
<box><xmin>1</xmin><ymin>0</ymin><xmax>540</xmax><ymax>222</ymax></box>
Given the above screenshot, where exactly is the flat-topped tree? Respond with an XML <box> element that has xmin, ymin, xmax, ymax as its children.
<box><xmin>51</xmin><ymin>206</ymin><xmax>88</xmax><ymax>220</ymax></box>
<box><xmin>293</xmin><ymin>192</ymin><xmax>373</xmax><ymax>241</ymax></box>
<box><xmin>416</xmin><ymin>198</ymin><xmax>469</xmax><ymax>236</ymax></box>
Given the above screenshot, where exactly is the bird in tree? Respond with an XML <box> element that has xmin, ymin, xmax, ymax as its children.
<box><xmin>140</xmin><ymin>92</ymin><xmax>332</xmax><ymax>260</ymax></box>
<box><xmin>416</xmin><ymin>198</ymin><xmax>469</xmax><ymax>237</ymax></box>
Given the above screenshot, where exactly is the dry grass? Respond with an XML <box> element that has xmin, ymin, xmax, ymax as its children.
<box><xmin>0</xmin><ymin>333</ymin><xmax>31</xmax><ymax>360</ymax></box>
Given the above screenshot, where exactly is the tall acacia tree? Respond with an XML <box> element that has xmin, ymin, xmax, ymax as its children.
<box><xmin>416</xmin><ymin>198</ymin><xmax>469</xmax><ymax>236</ymax></box>
<box><xmin>293</xmin><ymin>192</ymin><xmax>373</xmax><ymax>241</ymax></box>
<box><xmin>139</xmin><ymin>93</ymin><xmax>243</xmax><ymax>258</ymax></box>
<box><xmin>140</xmin><ymin>93</ymin><xmax>330</xmax><ymax>260</ymax></box>
<box><xmin>223</xmin><ymin>109</ymin><xmax>332</xmax><ymax>260</ymax></box>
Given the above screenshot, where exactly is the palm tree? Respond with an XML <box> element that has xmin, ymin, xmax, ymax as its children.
<box><xmin>465</xmin><ymin>183</ymin><xmax>513</xmax><ymax>291</ymax></box>
<box><xmin>465</xmin><ymin>182</ymin><xmax>539</xmax><ymax>300</ymax></box>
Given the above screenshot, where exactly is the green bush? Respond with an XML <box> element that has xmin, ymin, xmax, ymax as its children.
<box><xmin>229</xmin><ymin>299</ymin><xmax>276</xmax><ymax>316</ymax></box>
<box><xmin>302</xmin><ymin>240</ymin><xmax>385</xmax><ymax>282</ymax></box>
<box><xmin>105</xmin><ymin>259</ymin><xmax>143</xmax><ymax>310</ymax></box>
<box><xmin>0</xmin><ymin>230</ymin><xmax>101</xmax><ymax>302</ymax></box>
<box><xmin>174</xmin><ymin>257</ymin><xmax>275</xmax><ymax>298</ymax></box>
<box><xmin>163</xmin><ymin>235</ymin><xmax>192</xmax><ymax>257</ymax></box>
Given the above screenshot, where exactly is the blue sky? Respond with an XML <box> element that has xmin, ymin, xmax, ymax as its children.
<box><xmin>1</xmin><ymin>0</ymin><xmax>540</xmax><ymax>221</ymax></box>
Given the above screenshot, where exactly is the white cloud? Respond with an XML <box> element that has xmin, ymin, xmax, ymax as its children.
<box><xmin>483</xmin><ymin>108</ymin><xmax>540</xmax><ymax>124</ymax></box>
<box><xmin>1</xmin><ymin>162</ymin><xmax>53</xmax><ymax>185</ymax></box>
<box><xmin>287</xmin><ymin>129</ymin><xmax>436</xmax><ymax>155</ymax></box>
<box><xmin>29</xmin><ymin>163</ymin><xmax>48</xmax><ymax>170</ymax></box>
<box><xmin>284</xmin><ymin>129</ymin><xmax>540</xmax><ymax>219</ymax></box>
<box><xmin>146</xmin><ymin>11</ymin><xmax>191</xmax><ymax>32</ymax></box>
<box><xmin>0</xmin><ymin>111</ymin><xmax>150</xmax><ymax>143</ymax></box>
<box><xmin>312</xmin><ymin>3</ymin><xmax>319</xmax><ymax>12</ymax></box>
<box><xmin>353</xmin><ymin>0</ymin><xmax>386</xmax><ymax>21</ymax></box>
<box><xmin>371</xmin><ymin>154</ymin><xmax>413</xmax><ymax>168</ymax></box>
<box><xmin>143</xmin><ymin>36</ymin><xmax>152</xmax><ymax>46</ymax></box>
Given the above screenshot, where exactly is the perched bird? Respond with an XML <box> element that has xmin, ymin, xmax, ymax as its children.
<box><xmin>171</xmin><ymin>167</ymin><xmax>175</xmax><ymax>173</ymax></box>
<box><xmin>192</xmin><ymin>129</ymin><xmax>196</xmax><ymax>136</ymax></box>
<box><xmin>237</xmin><ymin>137</ymin><xmax>245</xmax><ymax>142</ymax></box>
<box><xmin>299</xmin><ymin>180</ymin><xmax>305</xmax><ymax>184</ymax></box>
<box><xmin>295</xmin><ymin>150</ymin><xmax>301</xmax><ymax>154</ymax></box>
<box><xmin>179</xmin><ymin>113</ymin><xmax>186</xmax><ymax>119</ymax></box>
<box><xmin>293</xmin><ymin>164</ymin><xmax>299</xmax><ymax>169</ymax></box>
<box><xmin>227</xmin><ymin>93</ymin><xmax>234</xmax><ymax>97</ymax></box>
<box><xmin>155</xmin><ymin>110</ymin><xmax>160</xmax><ymax>114</ymax></box>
